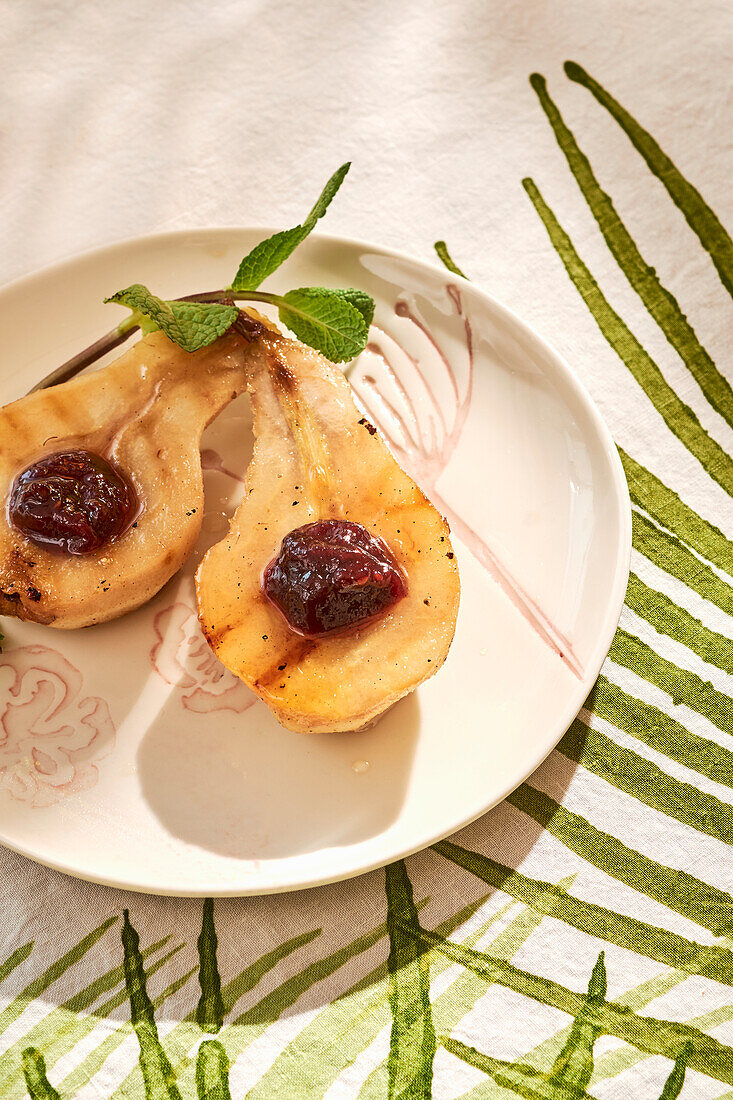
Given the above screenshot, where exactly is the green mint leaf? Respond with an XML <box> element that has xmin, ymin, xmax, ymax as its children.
<box><xmin>231</xmin><ymin>163</ymin><xmax>351</xmax><ymax>291</ymax></box>
<box><xmin>328</xmin><ymin>288</ymin><xmax>375</xmax><ymax>330</ymax></box>
<box><xmin>277</xmin><ymin>286</ymin><xmax>369</xmax><ymax>363</ymax></box>
<box><xmin>434</xmin><ymin>240</ymin><xmax>468</xmax><ymax>279</ymax></box>
<box><xmin>230</xmin><ymin>227</ymin><xmax>308</xmax><ymax>293</ymax></box>
<box><xmin>301</xmin><ymin>162</ymin><xmax>351</xmax><ymax>231</ymax></box>
<box><xmin>105</xmin><ymin>285</ymin><xmax>238</xmax><ymax>353</ymax></box>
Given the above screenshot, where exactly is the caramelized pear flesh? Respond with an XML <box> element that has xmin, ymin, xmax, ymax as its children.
<box><xmin>196</xmin><ymin>320</ymin><xmax>460</xmax><ymax>733</ymax></box>
<box><xmin>0</xmin><ymin>327</ymin><xmax>252</xmax><ymax>628</ymax></box>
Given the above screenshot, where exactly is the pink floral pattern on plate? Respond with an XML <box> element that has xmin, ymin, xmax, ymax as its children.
<box><xmin>0</xmin><ymin>645</ymin><xmax>115</xmax><ymax>807</ymax></box>
<box><xmin>151</xmin><ymin>602</ymin><xmax>256</xmax><ymax>714</ymax></box>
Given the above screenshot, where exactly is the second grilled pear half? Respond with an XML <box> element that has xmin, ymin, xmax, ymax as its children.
<box><xmin>196</xmin><ymin>315</ymin><xmax>460</xmax><ymax>733</ymax></box>
<box><xmin>0</xmin><ymin>324</ymin><xmax>254</xmax><ymax>628</ymax></box>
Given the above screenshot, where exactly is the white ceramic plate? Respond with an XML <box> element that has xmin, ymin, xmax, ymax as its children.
<box><xmin>0</xmin><ymin>230</ymin><xmax>631</xmax><ymax>895</ymax></box>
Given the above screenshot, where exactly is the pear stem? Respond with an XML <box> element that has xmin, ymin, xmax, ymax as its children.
<box><xmin>28</xmin><ymin>288</ymin><xmax>272</xmax><ymax>394</ymax></box>
<box><xmin>28</xmin><ymin>318</ymin><xmax>138</xmax><ymax>392</ymax></box>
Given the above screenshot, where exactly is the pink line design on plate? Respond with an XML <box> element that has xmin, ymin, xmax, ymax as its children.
<box><xmin>151</xmin><ymin>602</ymin><xmax>256</xmax><ymax>714</ymax></box>
<box><xmin>351</xmin><ymin>286</ymin><xmax>584</xmax><ymax>679</ymax></box>
<box><xmin>0</xmin><ymin>645</ymin><xmax>115</xmax><ymax>807</ymax></box>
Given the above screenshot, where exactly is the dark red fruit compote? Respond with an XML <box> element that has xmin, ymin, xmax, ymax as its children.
<box><xmin>9</xmin><ymin>450</ymin><xmax>136</xmax><ymax>554</ymax></box>
<box><xmin>263</xmin><ymin>519</ymin><xmax>407</xmax><ymax>637</ymax></box>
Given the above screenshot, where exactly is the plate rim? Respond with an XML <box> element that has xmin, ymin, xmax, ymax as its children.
<box><xmin>0</xmin><ymin>226</ymin><xmax>632</xmax><ymax>896</ymax></box>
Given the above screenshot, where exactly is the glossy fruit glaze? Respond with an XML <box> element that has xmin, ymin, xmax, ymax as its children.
<box><xmin>9</xmin><ymin>449</ymin><xmax>136</xmax><ymax>554</ymax></box>
<box><xmin>263</xmin><ymin>519</ymin><xmax>407</xmax><ymax>637</ymax></box>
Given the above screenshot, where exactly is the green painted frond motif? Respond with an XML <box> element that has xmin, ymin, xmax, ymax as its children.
<box><xmin>110</xmin><ymin>914</ymin><xmax>323</xmax><ymax>1098</ymax></box>
<box><xmin>657</xmin><ymin>1044</ymin><xmax>690</xmax><ymax>1100</ymax></box>
<box><xmin>0</xmin><ymin>917</ymin><xmax>117</xmax><ymax>1039</ymax></box>
<box><xmin>0</xmin><ymin>943</ymin><xmax>34</xmax><ymax>988</ymax></box>
<box><xmin>196</xmin><ymin>899</ymin><xmax>224</xmax><ymax>1034</ymax></box>
<box><xmin>21</xmin><ymin>1049</ymin><xmax>60</xmax><ymax>1100</ymax></box>
<box><xmin>56</xmin><ymin>960</ymin><xmax>196</xmax><ymax>1099</ymax></box>
<box><xmin>0</xmin><ymin>936</ymin><xmax>181</xmax><ymax>1099</ymax></box>
<box><xmin>433</xmin><ymin>241</ymin><xmax>468</xmax><ymax>278</ymax></box>
<box><xmin>548</xmin><ymin>952</ymin><xmax>606</xmax><ymax>1093</ymax></box>
<box><xmin>507</xmin><ymin>783</ymin><xmax>733</xmax><ymax>935</ymax></box>
<box><xmin>629</xmin><ymin>508</ymin><xmax>733</xmax><ymax>616</ymax></box>
<box><xmin>442</xmin><ymin>954</ymin><xmax>608</xmax><ymax>1099</ymax></box>
<box><xmin>608</xmin><ymin>627</ymin><xmax>733</xmax><ymax>737</ymax></box>
<box><xmin>385</xmin><ymin>861</ymin><xmax>436</xmax><ymax>1099</ymax></box>
<box><xmin>409</xmin><ymin>921</ymin><xmax>733</xmax><ymax>1084</ymax></box>
<box><xmin>195</xmin><ymin>1040</ymin><xmax>232</xmax><ymax>1100</ymax></box>
<box><xmin>558</xmin><ymin>718</ymin><xmax>733</xmax><ymax>844</ymax></box>
<box><xmin>620</xmin><ymin>448</ymin><xmax>733</xmax><ymax>572</ymax></box>
<box><xmin>624</xmin><ymin>572</ymin><xmax>733</xmax><ymax>674</ymax></box>
<box><xmin>446</xmin><ymin>59</ymin><xmax>733</xmax><ymax>1099</ymax></box>
<box><xmin>529</xmin><ymin>71</ymin><xmax>733</xmax><ymax>427</ymax></box>
<box><xmin>248</xmin><ymin>892</ymin><xmax>496</xmax><ymax>1099</ymax></box>
<box><xmin>434</xmin><ymin>839</ymin><xmax>733</xmax><ymax>983</ymax></box>
<box><xmin>445</xmin><ymin>1035</ymin><xmax>598</xmax><ymax>1099</ymax></box>
<box><xmin>523</xmin><ymin>175</ymin><xmax>733</xmax><ymax>495</ymax></box>
<box><xmin>122</xmin><ymin>910</ymin><xmax>182</xmax><ymax>1100</ymax></box>
<box><xmin>589</xmin><ymin>673</ymin><xmax>733</xmax><ymax>786</ymax></box>
<box><xmin>564</xmin><ymin>60</ymin><xmax>733</xmax><ymax>299</ymax></box>
<box><xmin>454</xmin><ymin>954</ymin><xmax>707</xmax><ymax>1098</ymax></box>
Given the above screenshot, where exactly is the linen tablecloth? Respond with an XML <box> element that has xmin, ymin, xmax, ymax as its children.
<box><xmin>1</xmin><ymin>1</ymin><xmax>732</xmax><ymax>1096</ymax></box>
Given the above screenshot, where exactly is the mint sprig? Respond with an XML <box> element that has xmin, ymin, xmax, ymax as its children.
<box><xmin>327</xmin><ymin>287</ymin><xmax>375</xmax><ymax>330</ymax></box>
<box><xmin>95</xmin><ymin>164</ymin><xmax>376</xmax><ymax>370</ymax></box>
<box><xmin>231</xmin><ymin>163</ymin><xmax>351</xmax><ymax>291</ymax></box>
<box><xmin>107</xmin><ymin>283</ymin><xmax>371</xmax><ymax>364</ymax></box>
<box><xmin>276</xmin><ymin>287</ymin><xmax>369</xmax><ymax>362</ymax></box>
<box><xmin>104</xmin><ymin>286</ymin><xmax>239</xmax><ymax>353</ymax></box>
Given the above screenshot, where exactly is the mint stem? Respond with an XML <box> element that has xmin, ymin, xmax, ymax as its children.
<box><xmin>30</xmin><ymin>290</ymin><xmax>236</xmax><ymax>393</ymax></box>
<box><xmin>30</xmin><ymin>287</ymin><xmax>337</xmax><ymax>393</ymax></box>
<box><xmin>29</xmin><ymin>320</ymin><xmax>136</xmax><ymax>393</ymax></box>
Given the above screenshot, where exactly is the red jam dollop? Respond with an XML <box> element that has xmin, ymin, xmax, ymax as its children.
<box><xmin>9</xmin><ymin>449</ymin><xmax>136</xmax><ymax>555</ymax></box>
<box><xmin>263</xmin><ymin>519</ymin><xmax>407</xmax><ymax>637</ymax></box>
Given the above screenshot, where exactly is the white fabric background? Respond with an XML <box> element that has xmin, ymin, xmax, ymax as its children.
<box><xmin>1</xmin><ymin>3</ymin><xmax>733</xmax><ymax>1098</ymax></box>
<box><xmin>3</xmin><ymin>0</ymin><xmax>733</xmax><ymax>519</ymax></box>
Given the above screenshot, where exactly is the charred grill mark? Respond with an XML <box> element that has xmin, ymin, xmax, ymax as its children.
<box><xmin>202</xmin><ymin>616</ymin><xmax>318</xmax><ymax>691</ymax></box>
<box><xmin>255</xmin><ymin>638</ymin><xmax>318</xmax><ymax>689</ymax></box>
<box><xmin>265</xmin><ymin>353</ymin><xmax>337</xmax><ymax>518</ymax></box>
<box><xmin>0</xmin><ymin>545</ymin><xmax>41</xmax><ymax>613</ymax></box>
<box><xmin>0</xmin><ymin>585</ymin><xmax>55</xmax><ymax>623</ymax></box>
<box><xmin>201</xmin><ymin>623</ymin><xmax>231</xmax><ymax>650</ymax></box>
<box><xmin>270</xmin><ymin>355</ymin><xmax>298</xmax><ymax>395</ymax></box>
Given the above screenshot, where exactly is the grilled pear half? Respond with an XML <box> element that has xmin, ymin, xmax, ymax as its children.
<box><xmin>0</xmin><ymin>326</ymin><xmax>253</xmax><ymax>628</ymax></box>
<box><xmin>196</xmin><ymin>320</ymin><xmax>460</xmax><ymax>733</ymax></box>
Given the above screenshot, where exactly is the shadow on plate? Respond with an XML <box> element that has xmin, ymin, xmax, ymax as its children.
<box><xmin>137</xmin><ymin>690</ymin><xmax>420</xmax><ymax>860</ymax></box>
